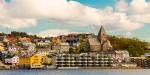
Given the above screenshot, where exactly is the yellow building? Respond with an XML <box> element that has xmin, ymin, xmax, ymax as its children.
<box><xmin>19</xmin><ymin>54</ymin><xmax>44</xmax><ymax>69</ymax></box>
<box><xmin>41</xmin><ymin>55</ymin><xmax>52</xmax><ymax>65</ymax></box>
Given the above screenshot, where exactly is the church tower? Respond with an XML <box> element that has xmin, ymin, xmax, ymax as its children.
<box><xmin>97</xmin><ymin>26</ymin><xmax>112</xmax><ymax>51</ymax></box>
<box><xmin>97</xmin><ymin>26</ymin><xmax>107</xmax><ymax>43</ymax></box>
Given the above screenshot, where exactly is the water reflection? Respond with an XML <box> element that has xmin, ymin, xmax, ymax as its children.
<box><xmin>0</xmin><ymin>69</ymin><xmax>150</xmax><ymax>75</ymax></box>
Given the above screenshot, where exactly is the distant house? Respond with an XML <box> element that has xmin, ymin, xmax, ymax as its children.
<box><xmin>0</xmin><ymin>36</ymin><xmax>6</xmax><ymax>42</ymax></box>
<box><xmin>60</xmin><ymin>42</ymin><xmax>70</xmax><ymax>52</ymax></box>
<box><xmin>8</xmin><ymin>46</ymin><xmax>17</xmax><ymax>52</ymax></box>
<box><xmin>51</xmin><ymin>37</ymin><xmax>61</xmax><ymax>51</ymax></box>
<box><xmin>33</xmin><ymin>38</ymin><xmax>50</xmax><ymax>43</ymax></box>
<box><xmin>19</xmin><ymin>37</ymin><xmax>31</xmax><ymax>42</ymax></box>
<box><xmin>37</xmin><ymin>51</ymin><xmax>49</xmax><ymax>56</ymax></box>
<box><xmin>36</xmin><ymin>41</ymin><xmax>50</xmax><ymax>48</ymax></box>
<box><xmin>6</xmin><ymin>34</ymin><xmax>16</xmax><ymax>43</ymax></box>
<box><xmin>5</xmin><ymin>56</ymin><xmax>19</xmax><ymax>65</ymax></box>
<box><xmin>22</xmin><ymin>42</ymin><xmax>34</xmax><ymax>46</ymax></box>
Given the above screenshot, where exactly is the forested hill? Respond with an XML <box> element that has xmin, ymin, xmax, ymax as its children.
<box><xmin>108</xmin><ymin>36</ymin><xmax>149</xmax><ymax>57</ymax></box>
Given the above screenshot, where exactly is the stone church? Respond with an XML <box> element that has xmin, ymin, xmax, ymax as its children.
<box><xmin>88</xmin><ymin>26</ymin><xmax>113</xmax><ymax>52</ymax></box>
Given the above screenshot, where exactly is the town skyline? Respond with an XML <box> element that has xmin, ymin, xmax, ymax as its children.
<box><xmin>0</xmin><ymin>0</ymin><xmax>149</xmax><ymax>42</ymax></box>
<box><xmin>0</xmin><ymin>23</ymin><xmax>149</xmax><ymax>70</ymax></box>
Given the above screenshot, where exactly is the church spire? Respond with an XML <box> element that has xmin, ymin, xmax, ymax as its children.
<box><xmin>97</xmin><ymin>25</ymin><xmax>107</xmax><ymax>43</ymax></box>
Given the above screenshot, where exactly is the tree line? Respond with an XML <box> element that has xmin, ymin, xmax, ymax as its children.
<box><xmin>108</xmin><ymin>36</ymin><xmax>149</xmax><ymax>57</ymax></box>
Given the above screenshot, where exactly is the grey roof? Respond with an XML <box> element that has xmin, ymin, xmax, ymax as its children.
<box><xmin>97</xmin><ymin>26</ymin><xmax>108</xmax><ymax>42</ymax></box>
<box><xmin>88</xmin><ymin>38</ymin><xmax>100</xmax><ymax>45</ymax></box>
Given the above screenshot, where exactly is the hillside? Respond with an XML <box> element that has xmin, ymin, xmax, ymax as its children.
<box><xmin>108</xmin><ymin>36</ymin><xmax>149</xmax><ymax>57</ymax></box>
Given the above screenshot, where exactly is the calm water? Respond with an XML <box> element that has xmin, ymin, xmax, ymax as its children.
<box><xmin>0</xmin><ymin>69</ymin><xmax>150</xmax><ymax>75</ymax></box>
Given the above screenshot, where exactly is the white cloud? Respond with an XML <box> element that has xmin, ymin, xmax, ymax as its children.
<box><xmin>0</xmin><ymin>1</ymin><xmax>37</xmax><ymax>29</ymax></box>
<box><xmin>130</xmin><ymin>0</ymin><xmax>149</xmax><ymax>14</ymax></box>
<box><xmin>113</xmin><ymin>0</ymin><xmax>150</xmax><ymax>31</ymax></box>
<box><xmin>115</xmin><ymin>0</ymin><xmax>129</xmax><ymax>12</ymax></box>
<box><xmin>37</xmin><ymin>29</ymin><xmax>93</xmax><ymax>37</ymax></box>
<box><xmin>0</xmin><ymin>0</ymin><xmax>149</xmax><ymax>32</ymax></box>
<box><xmin>0</xmin><ymin>0</ymin><xmax>37</xmax><ymax>29</ymax></box>
<box><xmin>129</xmin><ymin>14</ymin><xmax>150</xmax><ymax>24</ymax></box>
<box><xmin>8</xmin><ymin>0</ymin><xmax>101</xmax><ymax>26</ymax></box>
<box><xmin>37</xmin><ymin>29</ymin><xmax>71</xmax><ymax>37</ymax></box>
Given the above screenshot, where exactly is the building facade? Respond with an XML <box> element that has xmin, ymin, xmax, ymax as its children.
<box><xmin>19</xmin><ymin>54</ymin><xmax>44</xmax><ymax>69</ymax></box>
<box><xmin>115</xmin><ymin>50</ymin><xmax>130</xmax><ymax>63</ymax></box>
<box><xmin>56</xmin><ymin>53</ymin><xmax>114</xmax><ymax>68</ymax></box>
<box><xmin>5</xmin><ymin>56</ymin><xmax>19</xmax><ymax>66</ymax></box>
<box><xmin>88</xmin><ymin>26</ymin><xmax>113</xmax><ymax>52</ymax></box>
<box><xmin>130</xmin><ymin>57</ymin><xmax>147</xmax><ymax>68</ymax></box>
<box><xmin>60</xmin><ymin>42</ymin><xmax>70</xmax><ymax>53</ymax></box>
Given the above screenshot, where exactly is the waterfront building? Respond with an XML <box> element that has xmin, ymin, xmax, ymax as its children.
<box><xmin>55</xmin><ymin>53</ymin><xmax>114</xmax><ymax>68</ymax></box>
<box><xmin>19</xmin><ymin>54</ymin><xmax>44</xmax><ymax>69</ymax></box>
<box><xmin>130</xmin><ymin>57</ymin><xmax>147</xmax><ymax>68</ymax></box>
<box><xmin>115</xmin><ymin>50</ymin><xmax>130</xmax><ymax>63</ymax></box>
<box><xmin>4</xmin><ymin>56</ymin><xmax>19</xmax><ymax>66</ymax></box>
<box><xmin>145</xmin><ymin>59</ymin><xmax>150</xmax><ymax>68</ymax></box>
<box><xmin>144</xmin><ymin>53</ymin><xmax>150</xmax><ymax>68</ymax></box>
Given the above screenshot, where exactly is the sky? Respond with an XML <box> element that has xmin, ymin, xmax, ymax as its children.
<box><xmin>0</xmin><ymin>0</ymin><xmax>150</xmax><ymax>42</ymax></box>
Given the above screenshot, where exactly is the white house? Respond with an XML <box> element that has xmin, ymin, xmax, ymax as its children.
<box><xmin>60</xmin><ymin>42</ymin><xmax>70</xmax><ymax>52</ymax></box>
<box><xmin>115</xmin><ymin>50</ymin><xmax>130</xmax><ymax>63</ymax></box>
<box><xmin>8</xmin><ymin>46</ymin><xmax>17</xmax><ymax>52</ymax></box>
<box><xmin>5</xmin><ymin>56</ymin><xmax>19</xmax><ymax>65</ymax></box>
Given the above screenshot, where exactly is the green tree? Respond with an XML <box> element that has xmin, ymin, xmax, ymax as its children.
<box><xmin>79</xmin><ymin>38</ymin><xmax>90</xmax><ymax>53</ymax></box>
<box><xmin>108</xmin><ymin>35</ymin><xmax>148</xmax><ymax>57</ymax></box>
<box><xmin>69</xmin><ymin>47</ymin><xmax>74</xmax><ymax>54</ymax></box>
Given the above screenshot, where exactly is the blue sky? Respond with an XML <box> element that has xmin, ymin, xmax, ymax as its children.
<box><xmin>0</xmin><ymin>0</ymin><xmax>150</xmax><ymax>42</ymax></box>
<box><xmin>77</xmin><ymin>0</ymin><xmax>150</xmax><ymax>42</ymax></box>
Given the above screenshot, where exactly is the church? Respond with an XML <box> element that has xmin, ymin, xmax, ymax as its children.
<box><xmin>88</xmin><ymin>26</ymin><xmax>113</xmax><ymax>52</ymax></box>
